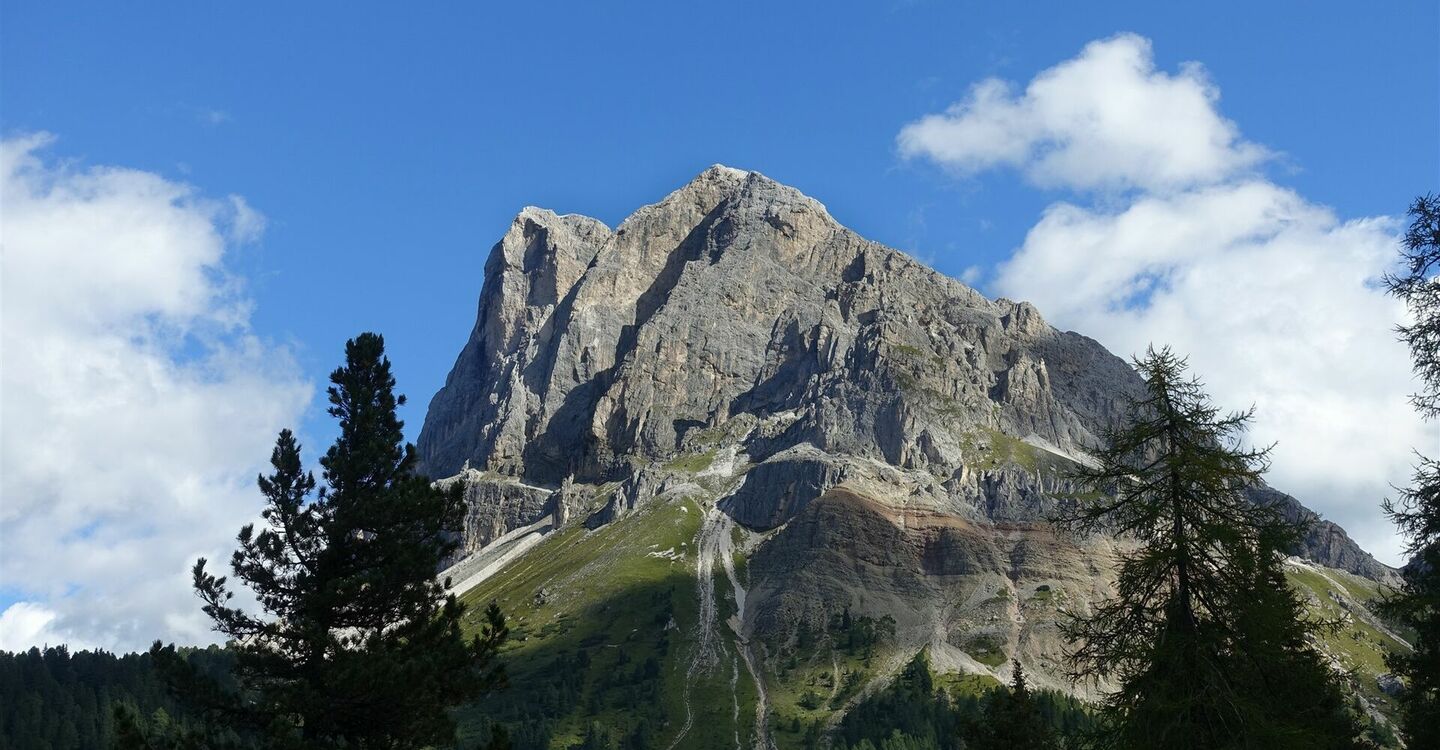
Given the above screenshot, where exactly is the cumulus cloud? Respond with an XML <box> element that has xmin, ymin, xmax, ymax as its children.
<box><xmin>996</xmin><ymin>184</ymin><xmax>1417</xmax><ymax>564</ymax></box>
<box><xmin>0</xmin><ymin>603</ymin><xmax>63</xmax><ymax>652</ymax></box>
<box><xmin>897</xmin><ymin>33</ymin><xmax>1268</xmax><ymax>192</ymax></box>
<box><xmin>900</xmin><ymin>36</ymin><xmax>1421</xmax><ymax>565</ymax></box>
<box><xmin>0</xmin><ymin>134</ymin><xmax>310</xmax><ymax>652</ymax></box>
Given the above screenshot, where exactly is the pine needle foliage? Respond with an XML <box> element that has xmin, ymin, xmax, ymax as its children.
<box><xmin>156</xmin><ymin>333</ymin><xmax>507</xmax><ymax>749</ymax></box>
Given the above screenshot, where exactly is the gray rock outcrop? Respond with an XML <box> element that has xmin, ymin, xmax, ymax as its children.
<box><xmin>418</xmin><ymin>165</ymin><xmax>1388</xmax><ymax>584</ymax></box>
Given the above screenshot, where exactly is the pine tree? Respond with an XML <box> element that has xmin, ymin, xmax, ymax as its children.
<box><xmin>1058</xmin><ymin>346</ymin><xmax>1363</xmax><ymax>749</ymax></box>
<box><xmin>973</xmin><ymin>661</ymin><xmax>1057</xmax><ymax>750</ymax></box>
<box><xmin>169</xmin><ymin>333</ymin><xmax>507</xmax><ymax>748</ymax></box>
<box><xmin>1380</xmin><ymin>193</ymin><xmax>1440</xmax><ymax>746</ymax></box>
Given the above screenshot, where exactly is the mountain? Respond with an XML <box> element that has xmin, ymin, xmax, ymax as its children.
<box><xmin>416</xmin><ymin>167</ymin><xmax>1405</xmax><ymax>749</ymax></box>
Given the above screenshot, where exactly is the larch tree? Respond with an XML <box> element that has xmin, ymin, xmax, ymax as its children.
<box><xmin>1380</xmin><ymin>193</ymin><xmax>1440</xmax><ymax>747</ymax></box>
<box><xmin>1058</xmin><ymin>345</ymin><xmax>1362</xmax><ymax>750</ymax></box>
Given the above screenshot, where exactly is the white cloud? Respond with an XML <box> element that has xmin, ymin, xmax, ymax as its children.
<box><xmin>901</xmin><ymin>36</ymin><xmax>1421</xmax><ymax>566</ymax></box>
<box><xmin>996</xmin><ymin>184</ymin><xmax>1417</xmax><ymax>564</ymax></box>
<box><xmin>0</xmin><ymin>602</ymin><xmax>63</xmax><ymax>651</ymax></box>
<box><xmin>897</xmin><ymin>33</ymin><xmax>1268</xmax><ymax>192</ymax></box>
<box><xmin>228</xmin><ymin>195</ymin><xmax>266</xmax><ymax>243</ymax></box>
<box><xmin>0</xmin><ymin>134</ymin><xmax>310</xmax><ymax>652</ymax></box>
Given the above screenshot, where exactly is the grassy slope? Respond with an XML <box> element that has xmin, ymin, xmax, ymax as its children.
<box><xmin>454</xmin><ymin>495</ymin><xmax>760</xmax><ymax>750</ymax></box>
<box><xmin>1284</xmin><ymin>561</ymin><xmax>1409</xmax><ymax>718</ymax></box>
<box><xmin>451</xmin><ymin>450</ymin><xmax>1408</xmax><ymax>748</ymax></box>
<box><xmin>765</xmin><ymin>635</ymin><xmax>889</xmax><ymax>745</ymax></box>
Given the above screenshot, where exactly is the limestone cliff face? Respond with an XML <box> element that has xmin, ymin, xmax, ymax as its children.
<box><xmin>421</xmin><ymin>167</ymin><xmax>1123</xmax><ymax>518</ymax></box>
<box><xmin>418</xmin><ymin>166</ymin><xmax>1384</xmax><ymax>576</ymax></box>
<box><xmin>417</xmin><ymin>167</ymin><xmax>1393</xmax><ymax>681</ymax></box>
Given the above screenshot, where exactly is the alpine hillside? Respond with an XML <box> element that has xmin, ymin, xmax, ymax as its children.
<box><xmin>416</xmin><ymin>167</ymin><xmax>1407</xmax><ymax>749</ymax></box>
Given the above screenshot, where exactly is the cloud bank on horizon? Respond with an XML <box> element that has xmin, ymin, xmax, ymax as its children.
<box><xmin>0</xmin><ymin>134</ymin><xmax>310</xmax><ymax>652</ymax></box>
<box><xmin>900</xmin><ymin>33</ymin><xmax>1420</xmax><ymax>566</ymax></box>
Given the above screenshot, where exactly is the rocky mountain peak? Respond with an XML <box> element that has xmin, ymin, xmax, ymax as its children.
<box><xmin>418</xmin><ymin>166</ymin><xmax>1393</xmax><ymax>588</ymax></box>
<box><xmin>414</xmin><ymin>169</ymin><xmax>1403</xmax><ymax>745</ymax></box>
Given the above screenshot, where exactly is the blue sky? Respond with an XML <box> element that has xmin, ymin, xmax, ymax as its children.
<box><xmin>6</xmin><ymin>1</ymin><xmax>1434</xmax><ymax>429</ymax></box>
<box><xmin>1</xmin><ymin>2</ymin><xmax>1436</xmax><ymax>650</ymax></box>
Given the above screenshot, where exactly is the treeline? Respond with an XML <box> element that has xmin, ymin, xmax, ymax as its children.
<box><xmin>0</xmin><ymin>646</ymin><xmax>240</xmax><ymax>750</ymax></box>
<box><xmin>834</xmin><ymin>654</ymin><xmax>1091</xmax><ymax>750</ymax></box>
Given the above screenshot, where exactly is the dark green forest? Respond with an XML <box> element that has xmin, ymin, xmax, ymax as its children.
<box><xmin>832</xmin><ymin>654</ymin><xmax>1092</xmax><ymax>750</ymax></box>
<box><xmin>0</xmin><ymin>646</ymin><xmax>1094</xmax><ymax>750</ymax></box>
<box><xmin>0</xmin><ymin>646</ymin><xmax>237</xmax><ymax>750</ymax></box>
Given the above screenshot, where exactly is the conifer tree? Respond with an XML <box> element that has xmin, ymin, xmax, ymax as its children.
<box><xmin>974</xmin><ymin>660</ymin><xmax>1056</xmax><ymax>750</ymax></box>
<box><xmin>1058</xmin><ymin>346</ymin><xmax>1363</xmax><ymax>749</ymax></box>
<box><xmin>1224</xmin><ymin>523</ymin><xmax>1366</xmax><ymax>747</ymax></box>
<box><xmin>1380</xmin><ymin>193</ymin><xmax>1440</xmax><ymax>746</ymax></box>
<box><xmin>170</xmin><ymin>333</ymin><xmax>506</xmax><ymax>748</ymax></box>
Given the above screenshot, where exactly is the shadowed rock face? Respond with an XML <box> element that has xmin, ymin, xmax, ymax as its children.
<box><xmin>417</xmin><ymin>166</ymin><xmax>1394</xmax><ymax>655</ymax></box>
